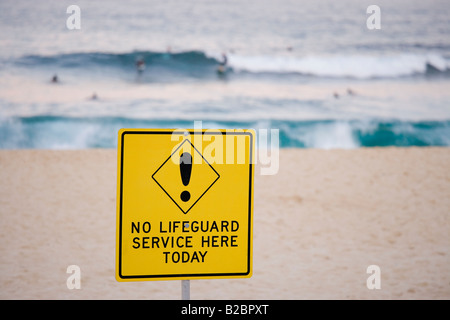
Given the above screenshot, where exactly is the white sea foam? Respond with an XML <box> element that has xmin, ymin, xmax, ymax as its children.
<box><xmin>228</xmin><ymin>53</ymin><xmax>450</xmax><ymax>79</ymax></box>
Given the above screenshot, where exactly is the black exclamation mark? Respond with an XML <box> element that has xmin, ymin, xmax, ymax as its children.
<box><xmin>180</xmin><ymin>152</ymin><xmax>192</xmax><ymax>202</ymax></box>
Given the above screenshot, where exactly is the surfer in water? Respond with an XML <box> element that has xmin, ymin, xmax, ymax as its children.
<box><xmin>136</xmin><ymin>56</ymin><xmax>146</xmax><ymax>75</ymax></box>
<box><xmin>161</xmin><ymin>46</ymin><xmax>172</xmax><ymax>60</ymax></box>
<box><xmin>135</xmin><ymin>56</ymin><xmax>146</xmax><ymax>82</ymax></box>
<box><xmin>217</xmin><ymin>53</ymin><xmax>228</xmax><ymax>75</ymax></box>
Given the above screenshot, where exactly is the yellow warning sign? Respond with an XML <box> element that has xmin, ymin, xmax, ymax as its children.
<box><xmin>116</xmin><ymin>129</ymin><xmax>255</xmax><ymax>281</ymax></box>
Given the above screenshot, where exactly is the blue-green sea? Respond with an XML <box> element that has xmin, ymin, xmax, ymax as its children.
<box><xmin>1</xmin><ymin>0</ymin><xmax>449</xmax><ymax>149</ymax></box>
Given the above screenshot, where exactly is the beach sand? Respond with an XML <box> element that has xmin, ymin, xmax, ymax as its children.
<box><xmin>0</xmin><ymin>148</ymin><xmax>449</xmax><ymax>299</ymax></box>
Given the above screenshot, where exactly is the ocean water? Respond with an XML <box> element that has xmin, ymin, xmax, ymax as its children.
<box><xmin>1</xmin><ymin>0</ymin><xmax>450</xmax><ymax>149</ymax></box>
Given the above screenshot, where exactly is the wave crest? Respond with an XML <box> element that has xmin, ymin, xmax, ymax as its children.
<box><xmin>228</xmin><ymin>53</ymin><xmax>450</xmax><ymax>79</ymax></box>
<box><xmin>15</xmin><ymin>50</ymin><xmax>450</xmax><ymax>79</ymax></box>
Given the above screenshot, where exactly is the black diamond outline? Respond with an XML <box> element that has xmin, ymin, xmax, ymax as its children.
<box><xmin>152</xmin><ymin>139</ymin><xmax>220</xmax><ymax>214</ymax></box>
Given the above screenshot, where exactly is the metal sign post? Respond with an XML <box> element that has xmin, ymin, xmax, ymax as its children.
<box><xmin>182</xmin><ymin>280</ymin><xmax>190</xmax><ymax>300</ymax></box>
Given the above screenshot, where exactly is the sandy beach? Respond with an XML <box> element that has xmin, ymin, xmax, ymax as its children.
<box><xmin>0</xmin><ymin>148</ymin><xmax>449</xmax><ymax>300</ymax></box>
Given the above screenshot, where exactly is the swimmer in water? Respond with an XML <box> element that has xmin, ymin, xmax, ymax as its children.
<box><xmin>90</xmin><ymin>92</ymin><xmax>98</xmax><ymax>100</ymax></box>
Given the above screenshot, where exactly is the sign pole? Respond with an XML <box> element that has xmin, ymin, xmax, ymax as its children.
<box><xmin>182</xmin><ymin>280</ymin><xmax>190</xmax><ymax>300</ymax></box>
